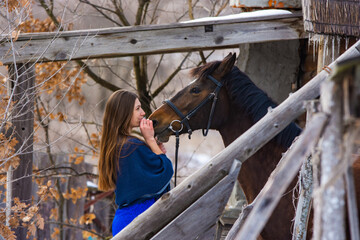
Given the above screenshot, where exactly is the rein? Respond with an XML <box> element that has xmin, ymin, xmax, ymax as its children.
<box><xmin>163</xmin><ymin>75</ymin><xmax>223</xmax><ymax>186</ymax></box>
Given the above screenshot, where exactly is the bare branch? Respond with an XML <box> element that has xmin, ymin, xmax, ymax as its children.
<box><xmin>32</xmin><ymin>163</ymin><xmax>97</xmax><ymax>178</ymax></box>
<box><xmin>199</xmin><ymin>51</ymin><xmax>207</xmax><ymax>64</ymax></box>
<box><xmin>79</xmin><ymin>0</ymin><xmax>124</xmax><ymax>27</ymax></box>
<box><xmin>141</xmin><ymin>1</ymin><xmax>150</xmax><ymax>24</ymax></box>
<box><xmin>197</xmin><ymin>50</ymin><xmax>215</xmax><ymax>67</ymax></box>
<box><xmin>149</xmin><ymin>0</ymin><xmax>161</xmax><ymax>24</ymax></box>
<box><xmin>99</xmin><ymin>59</ymin><xmax>135</xmax><ymax>90</ymax></box>
<box><xmin>111</xmin><ymin>0</ymin><xmax>131</xmax><ymax>26</ymax></box>
<box><xmin>75</xmin><ymin>60</ymin><xmax>120</xmax><ymax>92</ymax></box>
<box><xmin>47</xmin><ymin>221</ymin><xmax>107</xmax><ymax>239</ymax></box>
<box><xmin>215</xmin><ymin>0</ymin><xmax>229</xmax><ymax>17</ymax></box>
<box><xmin>133</xmin><ymin>55</ymin><xmax>152</xmax><ymax>115</ymax></box>
<box><xmin>149</xmin><ymin>54</ymin><xmax>164</xmax><ymax>89</ymax></box>
<box><xmin>188</xmin><ymin>0</ymin><xmax>194</xmax><ymax>20</ymax></box>
<box><xmin>177</xmin><ymin>0</ymin><xmax>201</xmax><ymax>22</ymax></box>
<box><xmin>79</xmin><ymin>0</ymin><xmax>117</xmax><ymax>14</ymax></box>
<box><xmin>151</xmin><ymin>52</ymin><xmax>191</xmax><ymax>99</ymax></box>
<box><xmin>135</xmin><ymin>0</ymin><xmax>150</xmax><ymax>25</ymax></box>
<box><xmin>38</xmin><ymin>0</ymin><xmax>63</xmax><ymax>30</ymax></box>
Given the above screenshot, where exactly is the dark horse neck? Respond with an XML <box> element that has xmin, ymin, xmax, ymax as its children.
<box><xmin>218</xmin><ymin>67</ymin><xmax>302</xmax><ymax>240</ymax></box>
<box><xmin>220</xmin><ymin>67</ymin><xmax>301</xmax><ymax>149</ymax></box>
<box><xmin>219</xmin><ymin>67</ymin><xmax>302</xmax><ymax>200</ymax></box>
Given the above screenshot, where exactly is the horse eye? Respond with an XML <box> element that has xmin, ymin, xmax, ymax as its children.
<box><xmin>190</xmin><ymin>87</ymin><xmax>201</xmax><ymax>94</ymax></box>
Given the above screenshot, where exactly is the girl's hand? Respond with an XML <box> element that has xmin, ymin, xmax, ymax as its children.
<box><xmin>140</xmin><ymin>118</ymin><xmax>164</xmax><ymax>155</ymax></box>
<box><xmin>157</xmin><ymin>142</ymin><xmax>167</xmax><ymax>154</ymax></box>
<box><xmin>140</xmin><ymin>118</ymin><xmax>155</xmax><ymax>142</ymax></box>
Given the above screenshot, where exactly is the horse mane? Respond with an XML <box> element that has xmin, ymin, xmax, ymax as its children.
<box><xmin>190</xmin><ymin>61</ymin><xmax>302</xmax><ymax>149</ymax></box>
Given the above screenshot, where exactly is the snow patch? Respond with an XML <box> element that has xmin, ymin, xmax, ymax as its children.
<box><xmin>182</xmin><ymin>9</ymin><xmax>293</xmax><ymax>23</ymax></box>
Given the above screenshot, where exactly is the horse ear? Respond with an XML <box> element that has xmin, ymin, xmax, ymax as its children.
<box><xmin>216</xmin><ymin>53</ymin><xmax>236</xmax><ymax>76</ymax></box>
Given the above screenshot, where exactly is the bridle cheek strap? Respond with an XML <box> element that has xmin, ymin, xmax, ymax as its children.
<box><xmin>203</xmin><ymin>75</ymin><xmax>222</xmax><ymax>136</ymax></box>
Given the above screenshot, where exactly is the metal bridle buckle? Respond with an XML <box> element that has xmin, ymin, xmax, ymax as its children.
<box><xmin>169</xmin><ymin>119</ymin><xmax>183</xmax><ymax>133</ymax></box>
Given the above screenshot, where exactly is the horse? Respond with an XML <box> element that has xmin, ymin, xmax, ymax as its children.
<box><xmin>148</xmin><ymin>53</ymin><xmax>360</xmax><ymax>239</ymax></box>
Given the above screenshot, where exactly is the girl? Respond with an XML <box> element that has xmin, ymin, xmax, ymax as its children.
<box><xmin>98</xmin><ymin>90</ymin><xmax>173</xmax><ymax>236</ymax></box>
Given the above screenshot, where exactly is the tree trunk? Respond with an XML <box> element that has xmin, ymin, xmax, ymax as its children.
<box><xmin>134</xmin><ymin>56</ymin><xmax>152</xmax><ymax>116</ymax></box>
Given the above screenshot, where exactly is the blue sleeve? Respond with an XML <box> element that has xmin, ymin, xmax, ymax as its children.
<box><xmin>115</xmin><ymin>138</ymin><xmax>173</xmax><ymax>207</ymax></box>
<box><xmin>137</xmin><ymin>144</ymin><xmax>171</xmax><ymax>174</ymax></box>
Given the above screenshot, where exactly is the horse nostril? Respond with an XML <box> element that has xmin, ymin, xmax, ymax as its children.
<box><xmin>152</xmin><ymin>120</ymin><xmax>158</xmax><ymax>128</ymax></box>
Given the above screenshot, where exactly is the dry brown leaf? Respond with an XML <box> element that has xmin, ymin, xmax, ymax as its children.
<box><xmin>28</xmin><ymin>222</ymin><xmax>36</xmax><ymax>237</ymax></box>
<box><xmin>74</xmin><ymin>156</ymin><xmax>84</xmax><ymax>164</ymax></box>
<box><xmin>36</xmin><ymin>214</ymin><xmax>44</xmax><ymax>230</ymax></box>
<box><xmin>79</xmin><ymin>213</ymin><xmax>96</xmax><ymax>225</ymax></box>
<box><xmin>51</xmin><ymin>227</ymin><xmax>60</xmax><ymax>239</ymax></box>
<box><xmin>11</xmin><ymin>30</ymin><xmax>20</xmax><ymax>41</ymax></box>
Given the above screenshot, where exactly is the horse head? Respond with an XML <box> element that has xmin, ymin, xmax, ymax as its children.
<box><xmin>149</xmin><ymin>53</ymin><xmax>237</xmax><ymax>142</ymax></box>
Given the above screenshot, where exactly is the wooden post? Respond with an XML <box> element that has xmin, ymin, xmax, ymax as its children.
<box><xmin>342</xmin><ymin>60</ymin><xmax>360</xmax><ymax>240</ymax></box>
<box><xmin>9</xmin><ymin>63</ymin><xmax>35</xmax><ymax>240</ymax></box>
<box><xmin>291</xmin><ymin>100</ymin><xmax>320</xmax><ymax>240</ymax></box>
<box><xmin>313</xmin><ymin>66</ymin><xmax>346</xmax><ymax>240</ymax></box>
<box><xmin>112</xmin><ymin>40</ymin><xmax>360</xmax><ymax>240</ymax></box>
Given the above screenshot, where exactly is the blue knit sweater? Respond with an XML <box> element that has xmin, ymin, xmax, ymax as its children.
<box><xmin>115</xmin><ymin>137</ymin><xmax>173</xmax><ymax>208</ymax></box>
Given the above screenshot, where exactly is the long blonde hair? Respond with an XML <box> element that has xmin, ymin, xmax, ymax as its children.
<box><xmin>98</xmin><ymin>90</ymin><xmax>138</xmax><ymax>191</ymax></box>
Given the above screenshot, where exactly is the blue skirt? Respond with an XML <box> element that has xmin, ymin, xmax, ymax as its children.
<box><xmin>112</xmin><ymin>198</ymin><xmax>156</xmax><ymax>236</ymax></box>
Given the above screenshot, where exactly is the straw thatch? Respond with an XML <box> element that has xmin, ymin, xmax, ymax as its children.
<box><xmin>302</xmin><ymin>0</ymin><xmax>360</xmax><ymax>37</ymax></box>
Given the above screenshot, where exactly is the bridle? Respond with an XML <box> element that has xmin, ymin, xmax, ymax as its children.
<box><xmin>164</xmin><ymin>75</ymin><xmax>223</xmax><ymax>138</ymax></box>
<box><xmin>162</xmin><ymin>75</ymin><xmax>223</xmax><ymax>186</ymax></box>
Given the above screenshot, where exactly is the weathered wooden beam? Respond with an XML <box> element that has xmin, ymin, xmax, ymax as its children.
<box><xmin>233</xmin><ymin>113</ymin><xmax>328</xmax><ymax>240</ymax></box>
<box><xmin>151</xmin><ymin>160</ymin><xmax>241</xmax><ymax>240</ymax></box>
<box><xmin>112</xmin><ymin>40</ymin><xmax>360</xmax><ymax>240</ymax></box>
<box><xmin>0</xmin><ymin>12</ymin><xmax>304</xmax><ymax>64</ymax></box>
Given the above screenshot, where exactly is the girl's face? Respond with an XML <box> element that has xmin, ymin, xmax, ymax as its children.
<box><xmin>129</xmin><ymin>98</ymin><xmax>145</xmax><ymax>130</ymax></box>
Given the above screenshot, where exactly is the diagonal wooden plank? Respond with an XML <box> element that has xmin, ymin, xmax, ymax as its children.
<box><xmin>232</xmin><ymin>113</ymin><xmax>328</xmax><ymax>240</ymax></box>
<box><xmin>0</xmin><ymin>12</ymin><xmax>304</xmax><ymax>64</ymax></box>
<box><xmin>151</xmin><ymin>159</ymin><xmax>241</xmax><ymax>240</ymax></box>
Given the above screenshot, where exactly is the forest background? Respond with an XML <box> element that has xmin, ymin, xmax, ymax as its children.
<box><xmin>0</xmin><ymin>0</ymin><xmax>241</xmax><ymax>239</ymax></box>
